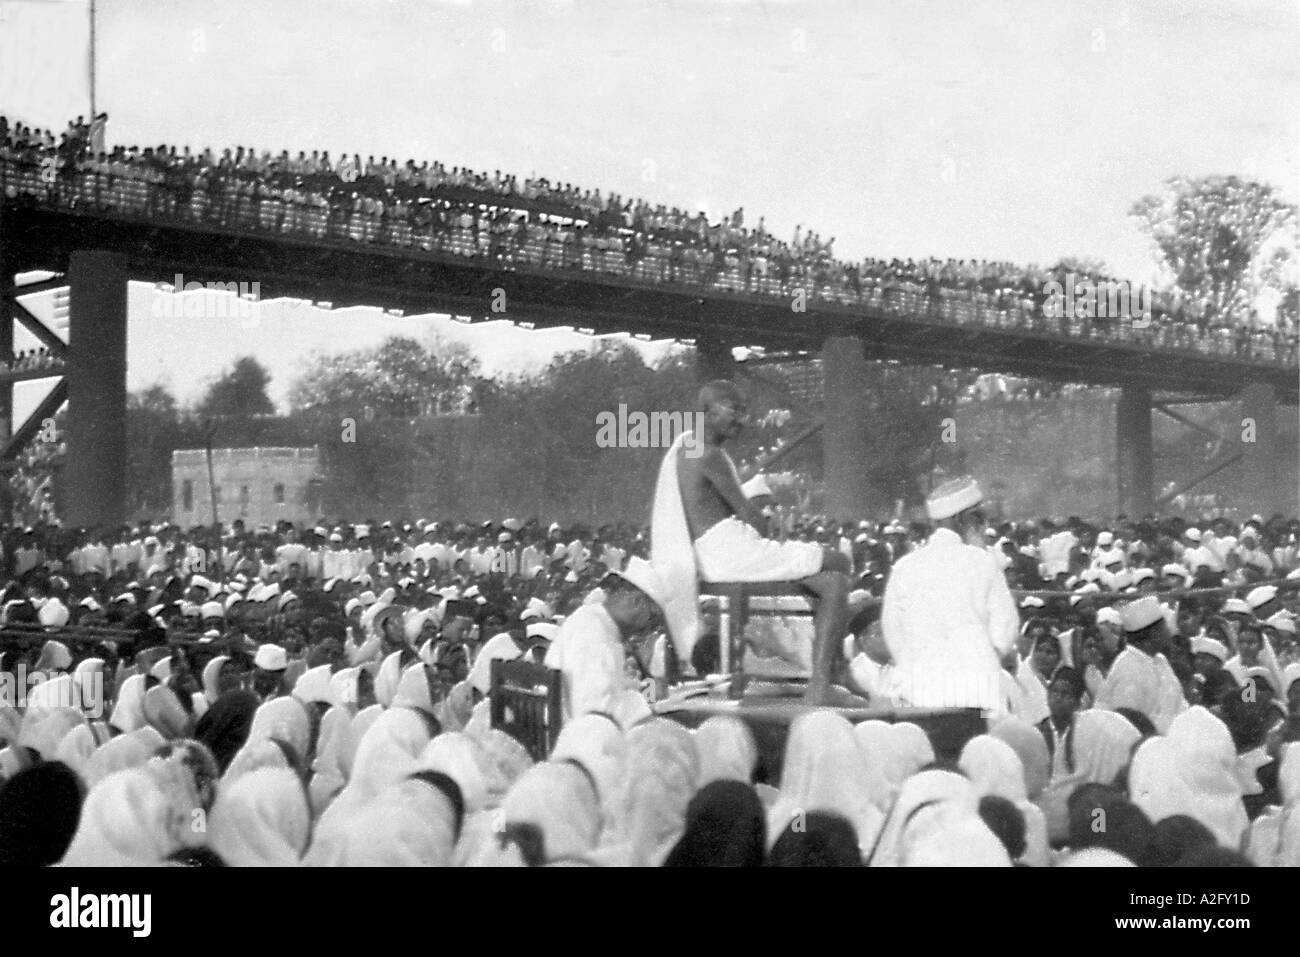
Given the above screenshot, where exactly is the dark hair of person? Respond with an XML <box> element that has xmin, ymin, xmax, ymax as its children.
<box><xmin>978</xmin><ymin>795</ymin><xmax>1026</xmax><ymax>861</ymax></box>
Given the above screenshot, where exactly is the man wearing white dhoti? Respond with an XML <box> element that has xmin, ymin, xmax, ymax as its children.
<box><xmin>651</xmin><ymin>380</ymin><xmax>850</xmax><ymax>705</ymax></box>
<box><xmin>880</xmin><ymin>477</ymin><xmax>1019</xmax><ymax>712</ymax></box>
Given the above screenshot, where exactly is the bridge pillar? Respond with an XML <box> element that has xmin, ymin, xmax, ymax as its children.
<box><xmin>695</xmin><ymin>336</ymin><xmax>733</xmax><ymax>384</ymax></box>
<box><xmin>1239</xmin><ymin>383</ymin><xmax>1283</xmax><ymax>518</ymax></box>
<box><xmin>823</xmin><ymin>336</ymin><xmax>872</xmax><ymax>520</ymax></box>
<box><xmin>1116</xmin><ymin>385</ymin><xmax>1154</xmax><ymax>518</ymax></box>
<box><xmin>65</xmin><ymin>251</ymin><xmax>128</xmax><ymax>528</ymax></box>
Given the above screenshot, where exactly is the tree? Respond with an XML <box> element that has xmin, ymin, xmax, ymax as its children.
<box><xmin>289</xmin><ymin>335</ymin><xmax>482</xmax><ymax>419</ymax></box>
<box><xmin>126</xmin><ymin>385</ymin><xmax>200</xmax><ymax>517</ymax></box>
<box><xmin>1130</xmin><ymin>176</ymin><xmax>1298</xmax><ymax>317</ymax></box>
<box><xmin>196</xmin><ymin>356</ymin><xmax>275</xmax><ymax>419</ymax></box>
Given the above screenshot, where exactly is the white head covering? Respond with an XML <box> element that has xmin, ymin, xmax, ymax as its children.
<box><xmin>305</xmin><ymin>776</ymin><xmax>460</xmax><ymax>867</ymax></box>
<box><xmin>247</xmin><ymin>696</ymin><xmax>312</xmax><ymax>761</ymax></box>
<box><xmin>16</xmin><ymin>706</ymin><xmax>84</xmax><ymax>760</ymax></box>
<box><xmin>853</xmin><ymin>720</ymin><xmax>934</xmax><ymax>802</ymax></box>
<box><xmin>900</xmin><ymin>800</ymin><xmax>1011</xmax><ymax>867</ymax></box>
<box><xmin>1129</xmin><ymin>706</ymin><xmax>1248</xmax><ymax>850</ymax></box>
<box><xmin>468</xmin><ymin>632</ymin><xmax>522</xmax><ymax>696</ymax></box>
<box><xmin>83</xmin><ymin>727</ymin><xmax>165</xmax><ymax>787</ymax></box>
<box><xmin>201</xmin><ymin>656</ymin><xmax>229</xmax><ymax>705</ymax></box>
<box><xmin>958</xmin><ymin>734</ymin><xmax>1051</xmax><ymax>866</ymax></box>
<box><xmin>207</xmin><ymin>767</ymin><xmax>310</xmax><ymax>866</ymax></box>
<box><xmin>691</xmin><ymin>715</ymin><xmax>758</xmax><ymax>788</ymax></box>
<box><xmin>767</xmin><ymin>710</ymin><xmax>889</xmax><ymax>855</ymax></box>
<box><xmin>552</xmin><ymin>714</ymin><xmax>629</xmax><ymax>836</ymax></box>
<box><xmin>59</xmin><ymin>768</ymin><xmax>187</xmax><ymax>866</ymax></box>
<box><xmin>481</xmin><ymin>761</ymin><xmax>603</xmax><ymax>866</ymax></box>
<box><xmin>415</xmin><ymin>732</ymin><xmax>489</xmax><ymax>814</ymax></box>
<box><xmin>109</xmin><ymin>674</ymin><xmax>148</xmax><ymax>733</ymax></box>
<box><xmin>600</xmin><ymin>719</ymin><xmax>699</xmax><ymax>867</ymax></box>
<box><xmin>315</xmin><ymin>708</ymin><xmax>434</xmax><ymax>837</ymax></box>
<box><xmin>292</xmin><ymin>664</ymin><xmax>336</xmax><ymax>707</ymax></box>
<box><xmin>867</xmin><ymin>769</ymin><xmax>979</xmax><ymax>867</ymax></box>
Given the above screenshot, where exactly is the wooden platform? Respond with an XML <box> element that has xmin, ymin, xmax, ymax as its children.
<box><xmin>658</xmin><ymin>693</ymin><xmax>986</xmax><ymax>785</ymax></box>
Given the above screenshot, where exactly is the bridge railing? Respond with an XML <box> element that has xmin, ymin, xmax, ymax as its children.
<box><xmin>2</xmin><ymin>156</ymin><xmax>1296</xmax><ymax>369</ymax></box>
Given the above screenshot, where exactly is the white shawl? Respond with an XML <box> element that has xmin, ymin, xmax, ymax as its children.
<box><xmin>650</xmin><ymin>429</ymin><xmax>699</xmax><ymax>661</ymax></box>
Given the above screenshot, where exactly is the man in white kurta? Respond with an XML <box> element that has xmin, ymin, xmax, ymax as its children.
<box><xmin>881</xmin><ymin>477</ymin><xmax>1019</xmax><ymax>712</ymax></box>
<box><xmin>1093</xmin><ymin>595</ymin><xmax>1187</xmax><ymax>733</ymax></box>
<box><xmin>544</xmin><ymin>557</ymin><xmax>668</xmax><ymax>723</ymax></box>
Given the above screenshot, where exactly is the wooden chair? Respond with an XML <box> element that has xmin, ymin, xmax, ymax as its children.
<box><xmin>489</xmin><ymin>658</ymin><xmax>563</xmax><ymax>761</ymax></box>
<box><xmin>697</xmin><ymin>581</ymin><xmax>814</xmax><ymax>699</ymax></box>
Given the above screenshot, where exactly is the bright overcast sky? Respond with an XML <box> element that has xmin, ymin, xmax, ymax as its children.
<box><xmin>2</xmin><ymin>0</ymin><xmax>1297</xmax><ymax>413</ymax></box>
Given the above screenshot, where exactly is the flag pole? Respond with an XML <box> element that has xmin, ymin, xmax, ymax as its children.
<box><xmin>88</xmin><ymin>0</ymin><xmax>96</xmax><ymax>117</ymax></box>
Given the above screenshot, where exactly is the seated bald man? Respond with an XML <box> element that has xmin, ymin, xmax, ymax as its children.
<box><xmin>679</xmin><ymin>380</ymin><xmax>851</xmax><ymax>705</ymax></box>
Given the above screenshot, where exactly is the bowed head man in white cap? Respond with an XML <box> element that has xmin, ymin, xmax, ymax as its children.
<box><xmin>543</xmin><ymin>556</ymin><xmax>668</xmax><ymax>722</ymax></box>
<box><xmin>1093</xmin><ymin>595</ymin><xmax>1187</xmax><ymax>733</ymax></box>
<box><xmin>880</xmin><ymin>476</ymin><xmax>1019</xmax><ymax>712</ymax></box>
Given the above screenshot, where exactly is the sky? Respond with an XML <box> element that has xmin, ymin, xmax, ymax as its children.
<box><xmin>2</xmin><ymin>0</ymin><xmax>1297</xmax><ymax>416</ymax></box>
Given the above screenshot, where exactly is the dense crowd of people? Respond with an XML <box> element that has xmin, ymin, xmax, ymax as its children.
<box><xmin>2</xmin><ymin>113</ymin><xmax>1296</xmax><ymax>367</ymax></box>
<box><xmin>0</xmin><ymin>506</ymin><xmax>1296</xmax><ymax>866</ymax></box>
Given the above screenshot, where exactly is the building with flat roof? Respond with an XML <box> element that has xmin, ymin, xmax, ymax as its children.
<box><xmin>172</xmin><ymin>447</ymin><xmax>323</xmax><ymax>527</ymax></box>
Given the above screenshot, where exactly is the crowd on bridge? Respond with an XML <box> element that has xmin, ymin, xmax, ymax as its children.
<box><xmin>3</xmin><ymin>113</ymin><xmax>1296</xmax><ymax>369</ymax></box>
<box><xmin>0</xmin><ymin>503</ymin><xmax>1298</xmax><ymax>867</ymax></box>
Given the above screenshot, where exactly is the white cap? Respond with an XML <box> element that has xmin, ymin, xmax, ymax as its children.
<box><xmin>253</xmin><ymin>644</ymin><xmax>288</xmax><ymax>672</ymax></box>
<box><xmin>741</xmin><ymin>474</ymin><xmax>773</xmax><ymax>498</ymax></box>
<box><xmin>79</xmin><ymin>596</ymin><xmax>101</xmax><ymax>611</ymax></box>
<box><xmin>1191</xmin><ymin>635</ymin><xmax>1229</xmax><ymax>662</ymax></box>
<box><xmin>464</xmin><ymin>585</ymin><xmax>481</xmax><ymax>599</ymax></box>
<box><xmin>277</xmin><ymin>591</ymin><xmax>300</xmax><ymax>612</ymax></box>
<box><xmin>225</xmin><ymin>594</ymin><xmax>244</xmax><ymax>613</ymax></box>
<box><xmin>1019</xmin><ymin>596</ymin><xmax>1045</xmax><ymax>609</ymax></box>
<box><xmin>1222</xmin><ymin>598</ymin><xmax>1252</xmax><ymax>616</ymax></box>
<box><xmin>150</xmin><ymin>657</ymin><xmax>173</xmax><ymax>682</ymax></box>
<box><xmin>1131</xmin><ymin>568</ymin><xmax>1155</xmax><ymax>584</ymax></box>
<box><xmin>261</xmin><ymin>583</ymin><xmax>281</xmax><ymax>602</ymax></box>
<box><xmin>345</xmin><ymin>598</ymin><xmax>363</xmax><ymax>616</ymax></box>
<box><xmin>1184</xmin><ymin>527</ymin><xmax>1202</xmax><ymax>542</ymax></box>
<box><xmin>1161</xmin><ymin>563</ymin><xmax>1189</xmax><ymax>580</ymax></box>
<box><xmin>1264</xmin><ymin>612</ymin><xmax>1296</xmax><ymax>635</ymax></box>
<box><xmin>614</xmin><ymin>556</ymin><xmax>670</xmax><ymax>608</ymax></box>
<box><xmin>180</xmin><ymin>602</ymin><xmax>201</xmax><ymax>619</ymax></box>
<box><xmin>497</xmin><ymin>531</ymin><xmax>513</xmax><ymax>543</ymax></box>
<box><xmin>1096</xmin><ymin>531</ymin><xmax>1114</xmax><ymax>547</ymax></box>
<box><xmin>925</xmin><ymin>476</ymin><xmax>983</xmax><ymax>521</ymax></box>
<box><xmin>1095</xmin><ymin>607</ymin><xmax>1123</xmax><ymax>628</ymax></box>
<box><xmin>357</xmin><ymin>590</ymin><xmax>378</xmax><ymax>607</ymax></box>
<box><xmin>329</xmin><ymin>533</ymin><xmax>344</xmax><ymax>543</ymax></box>
<box><xmin>502</xmin><ymin>518</ymin><xmax>522</xmax><ymax>532</ymax></box>
<box><xmin>520</xmin><ymin>597</ymin><xmax>552</xmax><ymax>621</ymax></box>
<box><xmin>201</xmin><ymin>600</ymin><xmax>225</xmax><ymax>620</ymax></box>
<box><xmin>38</xmin><ymin>599</ymin><xmax>69</xmax><ymax>628</ymax></box>
<box><xmin>525</xmin><ymin>622</ymin><xmax>559</xmax><ymax>642</ymax></box>
<box><xmin>1120</xmin><ymin>595</ymin><xmax>1164</xmax><ymax>632</ymax></box>
<box><xmin>1069</xmin><ymin>583</ymin><xmax>1101</xmax><ymax>606</ymax></box>
<box><xmin>1246</xmin><ymin>585</ymin><xmax>1278</xmax><ymax>610</ymax></box>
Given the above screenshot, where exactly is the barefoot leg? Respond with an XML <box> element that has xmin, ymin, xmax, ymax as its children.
<box><xmin>801</xmin><ymin>556</ymin><xmax>850</xmax><ymax>705</ymax></box>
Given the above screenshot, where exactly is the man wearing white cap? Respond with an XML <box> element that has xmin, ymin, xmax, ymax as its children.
<box><xmin>1083</xmin><ymin>606</ymin><xmax>1125</xmax><ymax>701</ymax></box>
<box><xmin>651</xmin><ymin>380</ymin><xmax>850</xmax><ymax>705</ymax></box>
<box><xmin>543</xmin><ymin>556</ymin><xmax>668</xmax><ymax>722</ymax></box>
<box><xmin>880</xmin><ymin>476</ymin><xmax>1018</xmax><ymax>712</ymax></box>
<box><xmin>252</xmin><ymin>643</ymin><xmax>289</xmax><ymax>701</ymax></box>
<box><xmin>1093</xmin><ymin>595</ymin><xmax>1186</xmax><ymax>733</ymax></box>
<box><xmin>1245</xmin><ymin>585</ymin><xmax>1283</xmax><ymax>621</ymax></box>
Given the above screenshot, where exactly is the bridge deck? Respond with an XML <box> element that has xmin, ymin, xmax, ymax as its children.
<box><xmin>2</xmin><ymin>166</ymin><xmax>1295</xmax><ymax>402</ymax></box>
